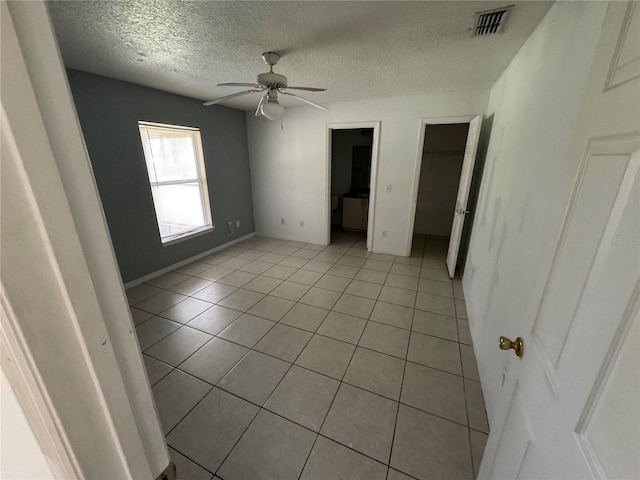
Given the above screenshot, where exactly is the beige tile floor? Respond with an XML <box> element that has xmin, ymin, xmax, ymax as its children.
<box><xmin>128</xmin><ymin>232</ymin><xmax>489</xmax><ymax>480</ymax></box>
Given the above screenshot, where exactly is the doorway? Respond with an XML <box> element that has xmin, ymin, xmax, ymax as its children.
<box><xmin>326</xmin><ymin>123</ymin><xmax>380</xmax><ymax>249</ymax></box>
<box><xmin>409</xmin><ymin>116</ymin><xmax>482</xmax><ymax>276</ymax></box>
<box><xmin>414</xmin><ymin>123</ymin><xmax>468</xmax><ymax>271</ymax></box>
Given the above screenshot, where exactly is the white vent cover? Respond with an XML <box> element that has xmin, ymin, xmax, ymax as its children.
<box><xmin>474</xmin><ymin>6</ymin><xmax>513</xmax><ymax>36</ymax></box>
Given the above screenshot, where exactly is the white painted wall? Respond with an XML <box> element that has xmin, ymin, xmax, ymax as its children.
<box><xmin>246</xmin><ymin>91</ymin><xmax>489</xmax><ymax>253</ymax></box>
<box><xmin>414</xmin><ymin>124</ymin><xmax>468</xmax><ymax>236</ymax></box>
<box><xmin>463</xmin><ymin>1</ymin><xmax>607</xmax><ymax>422</ymax></box>
<box><xmin>0</xmin><ymin>371</ymin><xmax>54</xmax><ymax>480</ymax></box>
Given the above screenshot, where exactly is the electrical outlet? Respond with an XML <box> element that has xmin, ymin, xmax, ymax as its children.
<box><xmin>382</xmin><ymin>230</ymin><xmax>388</xmax><ymax>237</ymax></box>
<box><xmin>235</xmin><ymin>220</ymin><xmax>240</xmax><ymax>228</ymax></box>
<box><xmin>300</xmin><ymin>221</ymin><xmax>304</xmax><ymax>228</ymax></box>
<box><xmin>280</xmin><ymin>218</ymin><xmax>285</xmax><ymax>225</ymax></box>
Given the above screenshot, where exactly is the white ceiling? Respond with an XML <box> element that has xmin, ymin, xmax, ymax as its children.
<box><xmin>48</xmin><ymin>1</ymin><xmax>552</xmax><ymax>110</ymax></box>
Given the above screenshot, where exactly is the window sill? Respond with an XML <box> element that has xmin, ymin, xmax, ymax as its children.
<box><xmin>161</xmin><ymin>225</ymin><xmax>214</xmax><ymax>247</ymax></box>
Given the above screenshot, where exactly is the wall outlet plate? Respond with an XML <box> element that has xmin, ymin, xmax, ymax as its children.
<box><xmin>235</xmin><ymin>220</ymin><xmax>240</xmax><ymax>227</ymax></box>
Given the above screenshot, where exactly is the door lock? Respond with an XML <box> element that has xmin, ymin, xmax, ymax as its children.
<box><xmin>499</xmin><ymin>336</ymin><xmax>523</xmax><ymax>357</ymax></box>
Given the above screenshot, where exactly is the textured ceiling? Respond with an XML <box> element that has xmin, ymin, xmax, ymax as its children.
<box><xmin>48</xmin><ymin>1</ymin><xmax>552</xmax><ymax>110</ymax></box>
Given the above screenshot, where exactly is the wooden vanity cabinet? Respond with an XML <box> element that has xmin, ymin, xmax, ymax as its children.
<box><xmin>342</xmin><ymin>197</ymin><xmax>369</xmax><ymax>231</ymax></box>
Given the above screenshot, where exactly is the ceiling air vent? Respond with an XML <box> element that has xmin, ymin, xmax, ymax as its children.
<box><xmin>474</xmin><ymin>5</ymin><xmax>513</xmax><ymax>36</ymax></box>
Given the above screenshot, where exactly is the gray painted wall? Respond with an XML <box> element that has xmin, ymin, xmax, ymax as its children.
<box><xmin>66</xmin><ymin>69</ymin><xmax>255</xmax><ymax>283</ymax></box>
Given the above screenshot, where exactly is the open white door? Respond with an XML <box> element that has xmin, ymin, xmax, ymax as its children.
<box><xmin>3</xmin><ymin>2</ymin><xmax>170</xmax><ymax>477</ymax></box>
<box><xmin>446</xmin><ymin>114</ymin><xmax>482</xmax><ymax>277</ymax></box>
<box><xmin>480</xmin><ymin>2</ymin><xmax>640</xmax><ymax>478</ymax></box>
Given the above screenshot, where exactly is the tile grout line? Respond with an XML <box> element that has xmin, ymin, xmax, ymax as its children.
<box><xmin>211</xmin><ymin>297</ymin><xmax>322</xmax><ymax>479</ymax></box>
<box><xmin>386</xmin><ymin>281</ymin><xmax>415</xmax><ymax>470</ymax></box>
<box><xmin>155</xmin><ymin>241</ymin><xmax>297</xmax><ymax>475</ymax></box>
<box><xmin>178</xmin><ymin>346</ymin><xmax>478</xmax><ymax>479</ymax></box>
<box><xmin>457</xmin><ymin>307</ymin><xmax>477</xmax><ymax>479</ymax></box>
<box><xmin>293</xmin><ymin>237</ymin><xmax>377</xmax><ymax>479</ymax></box>
<box><xmin>154</xmin><ymin>272</ymin><xmax>296</xmax><ymax>442</ymax></box>
<box><xmin>168</xmin><ymin>340</ymin><xmax>486</xmax><ymax>434</ymax></box>
<box><xmin>145</xmin><ymin>239</ymin><xmax>478</xmax><ymax>390</ymax></box>
<box><xmin>383</xmin><ymin>235</ymin><xmax>426</xmax><ymax>480</ymax></box>
<box><xmin>132</xmin><ymin>234</ymin><xmax>483</xmax><ymax>477</ymax></box>
<box><xmin>144</xmin><ymin>280</ymin><xmax>477</xmax><ymax>384</ymax></box>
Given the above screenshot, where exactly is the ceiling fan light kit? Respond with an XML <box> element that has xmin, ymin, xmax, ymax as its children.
<box><xmin>203</xmin><ymin>52</ymin><xmax>328</xmax><ymax>120</ymax></box>
<box><xmin>260</xmin><ymin>93</ymin><xmax>285</xmax><ymax>120</ymax></box>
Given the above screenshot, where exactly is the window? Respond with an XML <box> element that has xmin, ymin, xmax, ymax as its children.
<box><xmin>138</xmin><ymin>121</ymin><xmax>213</xmax><ymax>244</ymax></box>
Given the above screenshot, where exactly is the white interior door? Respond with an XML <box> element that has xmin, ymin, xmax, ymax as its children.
<box><xmin>480</xmin><ymin>2</ymin><xmax>640</xmax><ymax>478</ymax></box>
<box><xmin>446</xmin><ymin>114</ymin><xmax>482</xmax><ymax>277</ymax></box>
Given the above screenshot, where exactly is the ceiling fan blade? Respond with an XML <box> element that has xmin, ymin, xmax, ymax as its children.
<box><xmin>283</xmin><ymin>86</ymin><xmax>326</xmax><ymax>92</ymax></box>
<box><xmin>203</xmin><ymin>89</ymin><xmax>263</xmax><ymax>106</ymax></box>
<box><xmin>279</xmin><ymin>90</ymin><xmax>328</xmax><ymax>111</ymax></box>
<box><xmin>255</xmin><ymin>94</ymin><xmax>267</xmax><ymax>117</ymax></box>
<box><xmin>218</xmin><ymin>82</ymin><xmax>264</xmax><ymax>88</ymax></box>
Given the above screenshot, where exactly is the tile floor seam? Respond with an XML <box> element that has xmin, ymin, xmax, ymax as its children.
<box><xmin>368</xmin><ymin>314</ymin><xmax>455</xmax><ymax>334</ymax></box>
<box><xmin>209</xmin><ymin>393</ymin><xmax>263</xmax><ymax>478</ymax></box>
<box><xmin>158</xmin><ymin>339</ymin><xmax>257</xmax><ymax>438</ymax></box>
<box><xmin>137</xmin><ymin>319</ymin><xmax>188</xmax><ymax>352</ymax></box>
<box><xmin>139</xmin><ymin>293</ymin><xmax>478</xmax><ymax>381</ymax></box>
<box><xmin>168</xmin><ymin>355</ymin><xmax>479</xmax><ymax>433</ymax></box>
<box><xmin>182</xmin><ymin>306</ymin><xmax>242</xmax><ymax>333</ymax></box>
<box><xmin>167</xmin><ymin>443</ymin><xmax>217</xmax><ymax>476</ymax></box>
<box><xmin>212</xmin><ymin>301</ymin><xmax>321</xmax><ymax>479</ymax></box>
<box><xmin>160</xmin><ymin>370</ymin><xmax>230</xmax><ymax>426</ymax></box>
<box><xmin>256</xmin><ymin>318</ymin><xmax>318</xmax><ymax>407</ymax></box>
<box><xmin>167</xmin><ymin>335</ymin><xmax>480</xmax><ymax>393</ymax></box>
<box><xmin>386</xmin><ymin>289</ymin><xmax>416</xmax><ymax>466</ymax></box>
<box><xmin>142</xmin><ymin>355</ymin><xmax>175</xmax><ymax>387</ymax></box>
<box><xmin>133</xmin><ymin>234</ymin><xmax>484</xmax><ymax>479</ymax></box>
<box><xmin>145</xmin><ymin>297</ymin><xmax>472</xmax><ymax>373</ymax></box>
<box><xmin>161</xmin><ymin>379</ymin><xmax>216</xmax><ymax>437</ymax></box>
<box><xmin>387</xmin><ymin>351</ymin><xmax>407</xmax><ymax>468</ymax></box>
<box><xmin>295</xmin><ymin>291</ymin><xmax>373</xmax><ymax>480</ymax></box>
<box><xmin>417</xmin><ymin>275</ymin><xmax>452</xmax><ymax>285</ymax></box>
<box><xmin>458</xmin><ymin>312</ymin><xmax>476</xmax><ymax>479</ymax></box>
<box><xmin>142</xmin><ymin>332</ymin><xmax>211</xmax><ymax>369</ymax></box>
<box><xmin>162</xmin><ymin>332</ymin><xmax>221</xmax><ymax>373</ymax></box>
<box><xmin>218</xmin><ymin>310</ymin><xmax>280</xmax><ymax>350</ymax></box>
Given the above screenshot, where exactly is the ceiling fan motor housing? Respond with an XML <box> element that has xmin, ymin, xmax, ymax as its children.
<box><xmin>257</xmin><ymin>72</ymin><xmax>287</xmax><ymax>89</ymax></box>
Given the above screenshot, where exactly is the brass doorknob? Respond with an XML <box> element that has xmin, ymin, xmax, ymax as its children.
<box><xmin>499</xmin><ymin>336</ymin><xmax>523</xmax><ymax>357</ymax></box>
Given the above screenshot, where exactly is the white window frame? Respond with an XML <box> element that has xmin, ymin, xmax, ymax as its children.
<box><xmin>138</xmin><ymin>121</ymin><xmax>214</xmax><ymax>245</ymax></box>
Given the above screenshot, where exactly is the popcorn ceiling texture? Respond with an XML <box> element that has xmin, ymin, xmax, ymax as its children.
<box><xmin>48</xmin><ymin>1</ymin><xmax>551</xmax><ymax>110</ymax></box>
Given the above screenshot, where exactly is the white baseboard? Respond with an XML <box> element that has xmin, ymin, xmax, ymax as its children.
<box><xmin>255</xmin><ymin>230</ymin><xmax>409</xmax><ymax>256</ymax></box>
<box><xmin>123</xmin><ymin>232</ymin><xmax>256</xmax><ymax>288</ymax></box>
<box><xmin>254</xmin><ymin>230</ymin><xmax>327</xmax><ymax>246</ymax></box>
<box><xmin>370</xmin><ymin>248</ymin><xmax>408</xmax><ymax>257</ymax></box>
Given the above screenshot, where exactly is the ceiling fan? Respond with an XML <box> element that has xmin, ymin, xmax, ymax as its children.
<box><xmin>202</xmin><ymin>52</ymin><xmax>328</xmax><ymax>120</ymax></box>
